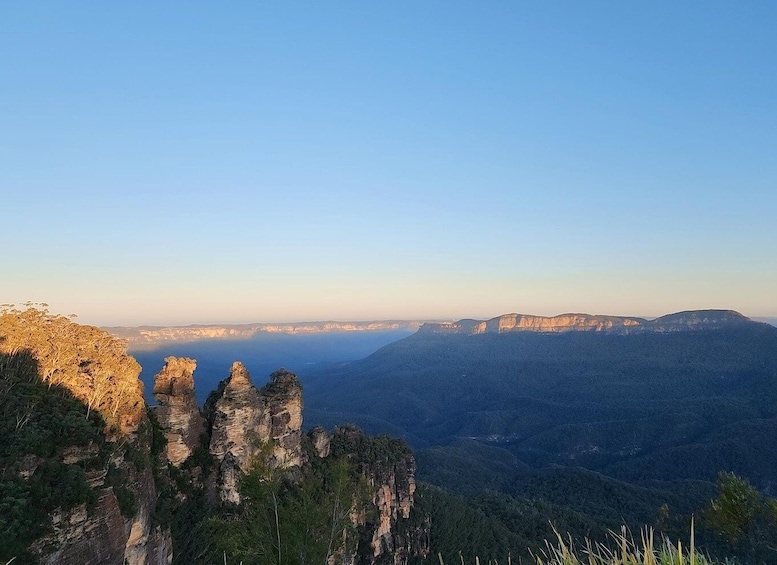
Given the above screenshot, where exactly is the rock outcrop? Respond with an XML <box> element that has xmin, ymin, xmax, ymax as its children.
<box><xmin>263</xmin><ymin>368</ymin><xmax>304</xmax><ymax>468</ymax></box>
<box><xmin>648</xmin><ymin>309</ymin><xmax>753</xmax><ymax>331</ymax></box>
<box><xmin>419</xmin><ymin>309</ymin><xmax>756</xmax><ymax>336</ymax></box>
<box><xmin>309</xmin><ymin>425</ymin><xmax>331</xmax><ymax>458</ymax></box>
<box><xmin>205</xmin><ymin>363</ymin><xmax>303</xmax><ymax>503</ymax></box>
<box><xmin>0</xmin><ymin>307</ymin><xmax>173</xmax><ymax>565</ymax></box>
<box><xmin>199</xmin><ymin>369</ymin><xmax>423</xmax><ymax>562</ymax></box>
<box><xmin>26</xmin><ymin>414</ymin><xmax>173</xmax><ymax>565</ymax></box>
<box><xmin>152</xmin><ymin>357</ymin><xmax>206</xmax><ymax>466</ymax></box>
<box><xmin>2</xmin><ymin>306</ymin><xmax>421</xmax><ymax>565</ymax></box>
<box><xmin>367</xmin><ymin>451</ymin><xmax>417</xmax><ymax>561</ymax></box>
<box><xmin>328</xmin><ymin>425</ymin><xmax>424</xmax><ymax>564</ymax></box>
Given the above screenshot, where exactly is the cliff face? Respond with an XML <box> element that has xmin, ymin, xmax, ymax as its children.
<box><xmin>366</xmin><ymin>450</ymin><xmax>417</xmax><ymax>562</ymax></box>
<box><xmin>262</xmin><ymin>368</ymin><xmax>304</xmax><ymax>469</ymax></box>
<box><xmin>152</xmin><ymin>357</ymin><xmax>206</xmax><ymax>466</ymax></box>
<box><xmin>28</xmin><ymin>418</ymin><xmax>172</xmax><ymax>565</ymax></box>
<box><xmin>419</xmin><ymin>309</ymin><xmax>755</xmax><ymax>335</ymax></box>
<box><xmin>420</xmin><ymin>313</ymin><xmax>645</xmax><ymax>335</ymax></box>
<box><xmin>0</xmin><ymin>307</ymin><xmax>172</xmax><ymax>565</ymax></box>
<box><xmin>648</xmin><ymin>309</ymin><xmax>752</xmax><ymax>331</ymax></box>
<box><xmin>328</xmin><ymin>425</ymin><xmax>425</xmax><ymax>564</ymax></box>
<box><xmin>107</xmin><ymin>320</ymin><xmax>425</xmax><ymax>348</ymax></box>
<box><xmin>204</xmin><ymin>363</ymin><xmax>303</xmax><ymax>503</ymax></box>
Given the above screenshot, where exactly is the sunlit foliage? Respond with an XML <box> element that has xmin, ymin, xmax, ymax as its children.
<box><xmin>0</xmin><ymin>303</ymin><xmax>144</xmax><ymax>435</ymax></box>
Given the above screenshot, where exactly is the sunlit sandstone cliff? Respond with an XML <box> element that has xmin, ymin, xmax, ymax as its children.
<box><xmin>106</xmin><ymin>320</ymin><xmax>426</xmax><ymax>348</ymax></box>
<box><xmin>0</xmin><ymin>307</ymin><xmax>172</xmax><ymax>565</ymax></box>
<box><xmin>419</xmin><ymin>309</ymin><xmax>754</xmax><ymax>335</ymax></box>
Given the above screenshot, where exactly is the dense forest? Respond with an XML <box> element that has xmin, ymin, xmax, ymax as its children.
<box><xmin>300</xmin><ymin>318</ymin><xmax>777</xmax><ymax>562</ymax></box>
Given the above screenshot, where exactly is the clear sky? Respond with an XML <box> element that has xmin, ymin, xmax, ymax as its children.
<box><xmin>2</xmin><ymin>2</ymin><xmax>775</xmax><ymax>326</ymax></box>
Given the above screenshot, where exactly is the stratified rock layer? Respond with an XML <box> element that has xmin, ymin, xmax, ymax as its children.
<box><xmin>0</xmin><ymin>309</ymin><xmax>172</xmax><ymax>565</ymax></box>
<box><xmin>205</xmin><ymin>363</ymin><xmax>303</xmax><ymax>503</ymax></box>
<box><xmin>419</xmin><ymin>309</ymin><xmax>754</xmax><ymax>335</ymax></box>
<box><xmin>263</xmin><ymin>368</ymin><xmax>304</xmax><ymax>468</ymax></box>
<box><xmin>153</xmin><ymin>357</ymin><xmax>206</xmax><ymax>466</ymax></box>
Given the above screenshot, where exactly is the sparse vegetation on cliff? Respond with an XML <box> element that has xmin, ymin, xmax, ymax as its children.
<box><xmin>0</xmin><ymin>303</ymin><xmax>145</xmax><ymax>435</ymax></box>
<box><xmin>1</xmin><ymin>305</ymin><xmax>174</xmax><ymax>564</ymax></box>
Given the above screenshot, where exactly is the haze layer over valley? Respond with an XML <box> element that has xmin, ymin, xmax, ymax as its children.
<box><xmin>112</xmin><ymin>321</ymin><xmax>422</xmax><ymax>405</ymax></box>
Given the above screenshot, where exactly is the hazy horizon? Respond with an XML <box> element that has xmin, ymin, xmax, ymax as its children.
<box><xmin>3</xmin><ymin>3</ymin><xmax>775</xmax><ymax>326</ymax></box>
<box><xmin>96</xmin><ymin>309</ymin><xmax>777</xmax><ymax>330</ymax></box>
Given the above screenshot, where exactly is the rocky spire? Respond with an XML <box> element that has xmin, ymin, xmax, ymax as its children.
<box><xmin>152</xmin><ymin>357</ymin><xmax>206</xmax><ymax>466</ymax></box>
<box><xmin>206</xmin><ymin>363</ymin><xmax>304</xmax><ymax>503</ymax></box>
<box><xmin>262</xmin><ymin>368</ymin><xmax>303</xmax><ymax>468</ymax></box>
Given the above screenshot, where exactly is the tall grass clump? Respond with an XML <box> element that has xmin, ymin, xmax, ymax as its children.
<box><xmin>531</xmin><ymin>521</ymin><xmax>729</xmax><ymax>565</ymax></box>
<box><xmin>435</xmin><ymin>520</ymin><xmax>733</xmax><ymax>565</ymax></box>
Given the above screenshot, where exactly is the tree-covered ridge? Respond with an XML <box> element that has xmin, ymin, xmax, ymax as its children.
<box><xmin>0</xmin><ymin>304</ymin><xmax>145</xmax><ymax>435</ymax></box>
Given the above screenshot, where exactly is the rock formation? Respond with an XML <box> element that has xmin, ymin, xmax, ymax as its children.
<box><xmin>366</xmin><ymin>449</ymin><xmax>417</xmax><ymax>561</ymax></box>
<box><xmin>328</xmin><ymin>425</ymin><xmax>425</xmax><ymax>564</ymax></box>
<box><xmin>263</xmin><ymin>368</ymin><xmax>304</xmax><ymax>468</ymax></box>
<box><xmin>152</xmin><ymin>357</ymin><xmax>206</xmax><ymax>466</ymax></box>
<box><xmin>205</xmin><ymin>363</ymin><xmax>304</xmax><ymax>503</ymax></box>
<box><xmin>26</xmin><ymin>414</ymin><xmax>173</xmax><ymax>565</ymax></box>
<box><xmin>198</xmin><ymin>368</ymin><xmax>424</xmax><ymax>562</ymax></box>
<box><xmin>648</xmin><ymin>309</ymin><xmax>753</xmax><ymax>331</ymax></box>
<box><xmin>419</xmin><ymin>309</ymin><xmax>756</xmax><ymax>335</ymax></box>
<box><xmin>0</xmin><ymin>307</ymin><xmax>173</xmax><ymax>565</ymax></box>
<box><xmin>309</xmin><ymin>425</ymin><xmax>331</xmax><ymax>458</ymax></box>
<box><xmin>2</xmin><ymin>305</ymin><xmax>421</xmax><ymax>564</ymax></box>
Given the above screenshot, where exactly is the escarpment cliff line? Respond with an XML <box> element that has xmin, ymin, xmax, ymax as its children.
<box><xmin>419</xmin><ymin>309</ymin><xmax>756</xmax><ymax>335</ymax></box>
<box><xmin>107</xmin><ymin>320</ymin><xmax>427</xmax><ymax>348</ymax></box>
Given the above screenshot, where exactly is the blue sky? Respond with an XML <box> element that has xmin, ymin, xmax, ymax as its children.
<box><xmin>2</xmin><ymin>2</ymin><xmax>775</xmax><ymax>325</ymax></box>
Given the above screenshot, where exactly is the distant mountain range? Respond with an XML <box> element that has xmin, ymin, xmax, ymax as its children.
<box><xmin>106</xmin><ymin>309</ymin><xmax>771</xmax><ymax>349</ymax></box>
<box><xmin>419</xmin><ymin>309</ymin><xmax>757</xmax><ymax>335</ymax></box>
<box><xmin>105</xmin><ymin>319</ymin><xmax>428</xmax><ymax>349</ymax></box>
